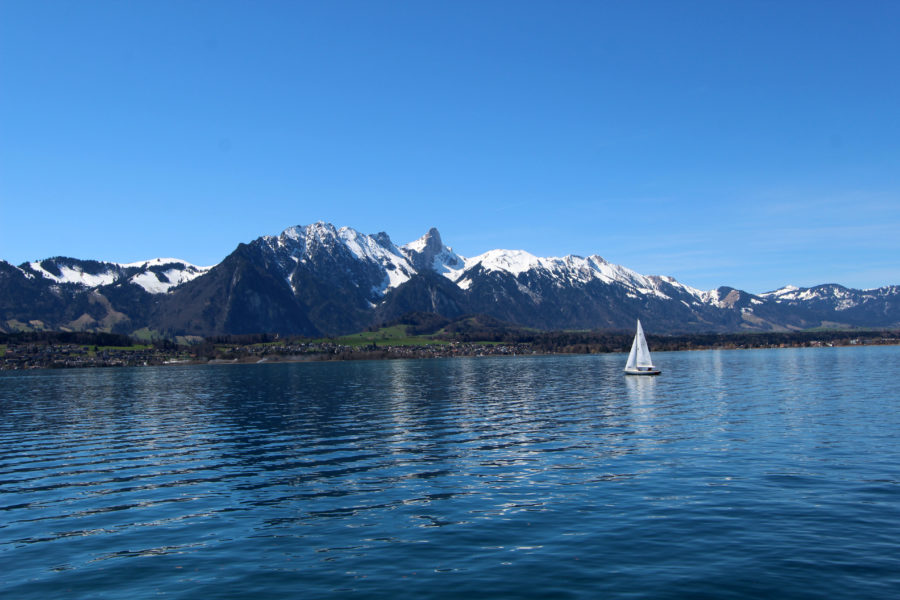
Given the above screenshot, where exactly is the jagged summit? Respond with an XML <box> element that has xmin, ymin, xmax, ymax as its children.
<box><xmin>404</xmin><ymin>227</ymin><xmax>443</xmax><ymax>254</ymax></box>
<box><xmin>402</xmin><ymin>227</ymin><xmax>466</xmax><ymax>279</ymax></box>
<box><xmin>257</xmin><ymin>222</ymin><xmax>417</xmax><ymax>296</ymax></box>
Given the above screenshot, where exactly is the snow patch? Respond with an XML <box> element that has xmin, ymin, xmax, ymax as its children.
<box><xmin>120</xmin><ymin>259</ymin><xmax>212</xmax><ymax>293</ymax></box>
<box><xmin>404</xmin><ymin>234</ymin><xmax>429</xmax><ymax>254</ymax></box>
<box><xmin>338</xmin><ymin>227</ymin><xmax>416</xmax><ymax>293</ymax></box>
<box><xmin>701</xmin><ymin>289</ymin><xmax>721</xmax><ymax>304</ymax></box>
<box><xmin>760</xmin><ymin>285</ymin><xmax>799</xmax><ymax>299</ymax></box>
<box><xmin>128</xmin><ymin>265</ymin><xmax>210</xmax><ymax>293</ymax></box>
<box><xmin>467</xmin><ymin>249</ymin><xmax>546</xmax><ymax>277</ymax></box>
<box><xmin>29</xmin><ymin>262</ymin><xmax>118</xmax><ymax>287</ymax></box>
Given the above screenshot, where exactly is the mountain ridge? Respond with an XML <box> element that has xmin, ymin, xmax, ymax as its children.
<box><xmin>2</xmin><ymin>221</ymin><xmax>898</xmax><ymax>336</ymax></box>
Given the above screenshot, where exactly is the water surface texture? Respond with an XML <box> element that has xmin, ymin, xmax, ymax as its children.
<box><xmin>2</xmin><ymin>347</ymin><xmax>899</xmax><ymax>598</ymax></box>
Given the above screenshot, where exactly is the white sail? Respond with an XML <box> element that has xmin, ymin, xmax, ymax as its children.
<box><xmin>634</xmin><ymin>319</ymin><xmax>654</xmax><ymax>367</ymax></box>
<box><xmin>625</xmin><ymin>331</ymin><xmax>639</xmax><ymax>370</ymax></box>
<box><xmin>625</xmin><ymin>319</ymin><xmax>656</xmax><ymax>372</ymax></box>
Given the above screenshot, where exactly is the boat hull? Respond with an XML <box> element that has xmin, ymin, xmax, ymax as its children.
<box><xmin>624</xmin><ymin>368</ymin><xmax>661</xmax><ymax>376</ymax></box>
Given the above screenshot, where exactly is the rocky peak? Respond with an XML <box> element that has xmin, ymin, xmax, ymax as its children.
<box><xmin>372</xmin><ymin>231</ymin><xmax>394</xmax><ymax>249</ymax></box>
<box><xmin>403</xmin><ymin>227</ymin><xmax>447</xmax><ymax>272</ymax></box>
<box><xmin>421</xmin><ymin>227</ymin><xmax>442</xmax><ymax>252</ymax></box>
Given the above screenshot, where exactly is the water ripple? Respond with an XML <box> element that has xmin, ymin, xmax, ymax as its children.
<box><xmin>2</xmin><ymin>350</ymin><xmax>900</xmax><ymax>598</ymax></box>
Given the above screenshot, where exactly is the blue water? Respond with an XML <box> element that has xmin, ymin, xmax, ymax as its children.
<box><xmin>2</xmin><ymin>347</ymin><xmax>899</xmax><ymax>599</ymax></box>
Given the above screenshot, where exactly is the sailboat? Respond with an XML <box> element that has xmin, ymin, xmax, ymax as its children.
<box><xmin>624</xmin><ymin>319</ymin><xmax>660</xmax><ymax>375</ymax></box>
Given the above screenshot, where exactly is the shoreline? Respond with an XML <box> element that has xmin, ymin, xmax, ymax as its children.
<box><xmin>3</xmin><ymin>335</ymin><xmax>898</xmax><ymax>372</ymax></box>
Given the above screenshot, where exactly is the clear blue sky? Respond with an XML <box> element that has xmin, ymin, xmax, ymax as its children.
<box><xmin>2</xmin><ymin>1</ymin><xmax>898</xmax><ymax>294</ymax></box>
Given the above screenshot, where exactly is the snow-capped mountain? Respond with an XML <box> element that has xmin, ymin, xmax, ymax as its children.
<box><xmin>453</xmin><ymin>249</ymin><xmax>710</xmax><ymax>301</ymax></box>
<box><xmin>255</xmin><ymin>222</ymin><xmax>417</xmax><ymax>296</ymax></box>
<box><xmin>0</xmin><ymin>256</ymin><xmax>212</xmax><ymax>334</ymax></box>
<box><xmin>19</xmin><ymin>256</ymin><xmax>210</xmax><ymax>294</ymax></box>
<box><xmin>758</xmin><ymin>283</ymin><xmax>900</xmax><ymax>326</ymax></box>
<box><xmin>761</xmin><ymin>283</ymin><xmax>900</xmax><ymax>311</ymax></box>
<box><xmin>2</xmin><ymin>221</ymin><xmax>898</xmax><ymax>336</ymax></box>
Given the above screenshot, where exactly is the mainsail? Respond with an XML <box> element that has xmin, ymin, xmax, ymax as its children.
<box><xmin>625</xmin><ymin>319</ymin><xmax>654</xmax><ymax>370</ymax></box>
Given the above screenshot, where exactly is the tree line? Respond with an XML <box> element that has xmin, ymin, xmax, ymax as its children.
<box><xmin>3</xmin><ymin>327</ymin><xmax>897</xmax><ymax>354</ymax></box>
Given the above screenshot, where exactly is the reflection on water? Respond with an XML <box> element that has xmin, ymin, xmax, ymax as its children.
<box><xmin>2</xmin><ymin>347</ymin><xmax>900</xmax><ymax>599</ymax></box>
<box><xmin>624</xmin><ymin>371</ymin><xmax>658</xmax><ymax>403</ymax></box>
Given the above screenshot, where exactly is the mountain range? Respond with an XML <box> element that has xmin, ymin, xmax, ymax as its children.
<box><xmin>2</xmin><ymin>221</ymin><xmax>898</xmax><ymax>337</ymax></box>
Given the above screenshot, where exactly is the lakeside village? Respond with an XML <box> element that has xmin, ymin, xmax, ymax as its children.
<box><xmin>0</xmin><ymin>339</ymin><xmax>532</xmax><ymax>370</ymax></box>
<box><xmin>2</xmin><ymin>328</ymin><xmax>899</xmax><ymax>371</ymax></box>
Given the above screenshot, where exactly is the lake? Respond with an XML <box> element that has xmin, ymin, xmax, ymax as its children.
<box><xmin>2</xmin><ymin>347</ymin><xmax>899</xmax><ymax>599</ymax></box>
